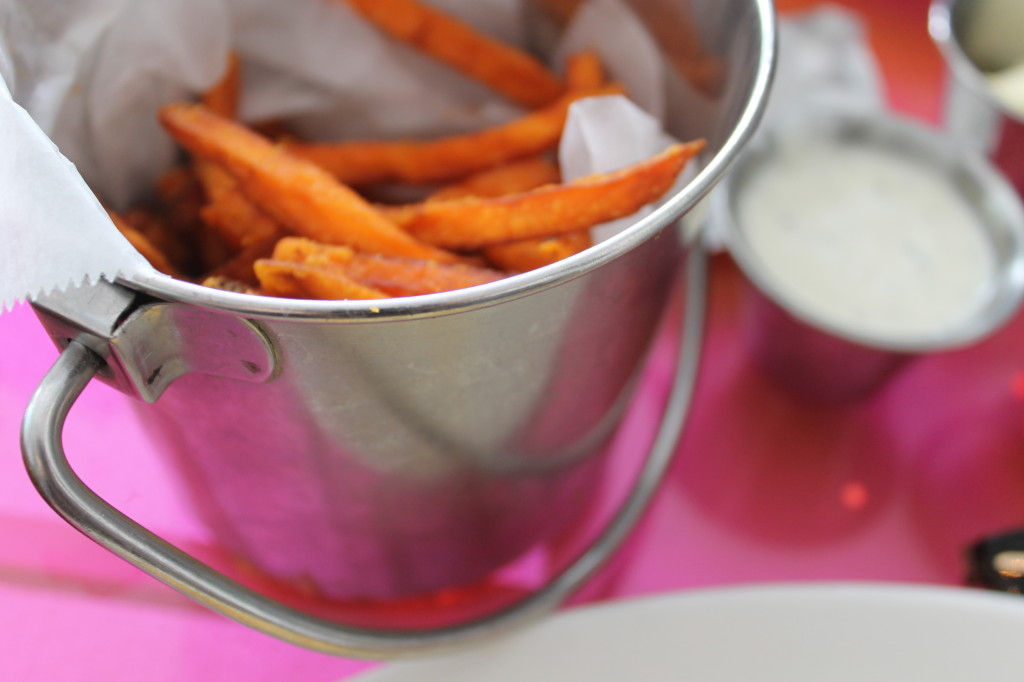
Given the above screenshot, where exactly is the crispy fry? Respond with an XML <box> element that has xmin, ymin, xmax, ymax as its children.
<box><xmin>118</xmin><ymin>207</ymin><xmax>195</xmax><ymax>272</ymax></box>
<box><xmin>254</xmin><ymin>259</ymin><xmax>389</xmax><ymax>300</ymax></box>
<box><xmin>135</xmin><ymin>172</ymin><xmax>228</xmax><ymax>276</ymax></box>
<box><xmin>386</xmin><ymin>140</ymin><xmax>705</xmax><ymax>249</ymax></box>
<box><xmin>129</xmin><ymin>12</ymin><xmax>702</xmax><ymax>299</ymax></box>
<box><xmin>195</xmin><ymin>54</ymin><xmax>273</xmax><ymax>249</ymax></box>
<box><xmin>202</xmin><ymin>52</ymin><xmax>242</xmax><ymax>118</ymax></box>
<box><xmin>152</xmin><ymin>164</ymin><xmax>237</xmax><ymax>273</ymax></box>
<box><xmin>155</xmin><ymin>165</ymin><xmax>205</xmax><ymax>225</ymax></box>
<box><xmin>343</xmin><ymin>253</ymin><xmax>506</xmax><ymax>296</ymax></box>
<box><xmin>206</xmin><ymin>235</ymin><xmax>278</xmax><ymax>286</ymax></box>
<box><xmin>108</xmin><ymin>211</ymin><xmax>181</xmax><ymax>277</ymax></box>
<box><xmin>153</xmin><ymin>165</ymin><xmax>207</xmax><ymax>252</ymax></box>
<box><xmin>564</xmin><ymin>50</ymin><xmax>606</xmax><ymax>90</ymax></box>
<box><xmin>341</xmin><ymin>0</ymin><xmax>564</xmax><ymax>109</ymax></box>
<box><xmin>195</xmin><ymin>161</ymin><xmax>283</xmax><ymax>249</ymax></box>
<box><xmin>484</xmin><ymin>232</ymin><xmax>593</xmax><ymax>272</ymax></box>
<box><xmin>201</xmin><ymin>275</ymin><xmax>257</xmax><ymax>294</ymax></box>
<box><xmin>159</xmin><ymin>103</ymin><xmax>461</xmax><ymax>263</ymax></box>
<box><xmin>192</xmin><ymin>218</ymin><xmax>235</xmax><ymax>273</ymax></box>
<box><xmin>421</xmin><ymin>155</ymin><xmax>588</xmax><ymax>272</ymax></box>
<box><xmin>272</xmin><ymin>236</ymin><xmax>505</xmax><ymax>296</ymax></box>
<box><xmin>194</xmin><ymin>54</ymin><xmax>280</xmax><ymax>266</ymax></box>
<box><xmin>285</xmin><ymin>83</ymin><xmax>623</xmax><ymax>186</ymax></box>
<box><xmin>429</xmin><ymin>155</ymin><xmax>560</xmax><ymax>201</ymax></box>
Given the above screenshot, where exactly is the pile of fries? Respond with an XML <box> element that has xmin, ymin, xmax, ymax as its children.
<box><xmin>110</xmin><ymin>0</ymin><xmax>706</xmax><ymax>301</ymax></box>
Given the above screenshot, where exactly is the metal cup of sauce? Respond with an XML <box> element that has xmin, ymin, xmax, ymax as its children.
<box><xmin>715</xmin><ymin>112</ymin><xmax>1024</xmax><ymax>403</ymax></box>
<box><xmin>931</xmin><ymin>0</ymin><xmax>1024</xmax><ymax>197</ymax></box>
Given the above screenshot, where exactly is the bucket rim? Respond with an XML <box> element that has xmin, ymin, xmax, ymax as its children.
<box><xmin>928</xmin><ymin>0</ymin><xmax>1024</xmax><ymax>124</ymax></box>
<box><xmin>123</xmin><ymin>0</ymin><xmax>778</xmax><ymax>323</ymax></box>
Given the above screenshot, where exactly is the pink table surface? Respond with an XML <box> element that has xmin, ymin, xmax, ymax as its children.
<box><xmin>4</xmin><ymin>0</ymin><xmax>1024</xmax><ymax>679</ymax></box>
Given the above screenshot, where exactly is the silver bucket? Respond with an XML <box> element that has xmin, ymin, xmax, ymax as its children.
<box><xmin>20</xmin><ymin>0</ymin><xmax>775</xmax><ymax>658</ymax></box>
<box><xmin>930</xmin><ymin>0</ymin><xmax>1024</xmax><ymax>196</ymax></box>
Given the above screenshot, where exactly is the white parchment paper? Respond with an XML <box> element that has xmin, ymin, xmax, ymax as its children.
<box><xmin>761</xmin><ymin>4</ymin><xmax>883</xmax><ymax>132</ymax></box>
<box><xmin>0</xmin><ymin>0</ymin><xmax>685</xmax><ymax>312</ymax></box>
<box><xmin>0</xmin><ymin>80</ymin><xmax>149</xmax><ymax>309</ymax></box>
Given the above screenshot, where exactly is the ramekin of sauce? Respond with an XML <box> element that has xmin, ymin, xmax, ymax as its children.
<box><xmin>931</xmin><ymin>0</ymin><xmax>1024</xmax><ymax>196</ymax></box>
<box><xmin>716</xmin><ymin>112</ymin><xmax>1024</xmax><ymax>402</ymax></box>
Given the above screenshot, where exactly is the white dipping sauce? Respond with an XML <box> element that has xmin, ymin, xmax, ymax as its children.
<box><xmin>737</xmin><ymin>140</ymin><xmax>995</xmax><ymax>340</ymax></box>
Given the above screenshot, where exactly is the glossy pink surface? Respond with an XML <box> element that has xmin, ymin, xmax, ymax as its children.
<box><xmin>3</xmin><ymin>1</ymin><xmax>1023</xmax><ymax>679</ymax></box>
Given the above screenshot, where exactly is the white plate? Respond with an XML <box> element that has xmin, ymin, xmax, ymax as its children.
<box><xmin>354</xmin><ymin>583</ymin><xmax>1024</xmax><ymax>681</ymax></box>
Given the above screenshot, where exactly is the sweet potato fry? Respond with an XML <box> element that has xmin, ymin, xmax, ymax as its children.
<box><xmin>117</xmin><ymin>207</ymin><xmax>197</xmax><ymax>273</ymax></box>
<box><xmin>344</xmin><ymin>253</ymin><xmax>506</xmax><ymax>297</ymax></box>
<box><xmin>196</xmin><ymin>219</ymin><xmax>237</xmax><ymax>273</ymax></box>
<box><xmin>205</xmin><ymin>235</ymin><xmax>278</xmax><ymax>286</ymax></box>
<box><xmin>194</xmin><ymin>161</ymin><xmax>283</xmax><ymax>249</ymax></box>
<box><xmin>155</xmin><ymin>165</ymin><xmax>205</xmax><ymax>231</ymax></box>
<box><xmin>421</xmin><ymin>156</ymin><xmax>589</xmax><ymax>271</ymax></box>
<box><xmin>378</xmin><ymin>199</ymin><xmax>594</xmax><ymax>273</ymax></box>
<box><xmin>201</xmin><ymin>275</ymin><xmax>257</xmax><ymax>294</ymax></box>
<box><xmin>255</xmin><ymin>259</ymin><xmax>389</xmax><ymax>300</ymax></box>
<box><xmin>142</xmin><ymin>171</ymin><xmax>231</xmax><ymax>275</ymax></box>
<box><xmin>285</xmin><ymin>83</ymin><xmax>623</xmax><ymax>186</ymax></box>
<box><xmin>108</xmin><ymin>211</ymin><xmax>181</xmax><ymax>277</ymax></box>
<box><xmin>272</xmin><ymin>236</ymin><xmax>505</xmax><ymax>296</ymax></box>
<box><xmin>152</xmin><ymin>165</ymin><xmax>209</xmax><ymax>263</ymax></box>
<box><xmin>564</xmin><ymin>50</ymin><xmax>606</xmax><ymax>90</ymax></box>
<box><xmin>202</xmin><ymin>52</ymin><xmax>242</xmax><ymax>119</ymax></box>
<box><xmin>386</xmin><ymin>140</ymin><xmax>705</xmax><ymax>249</ymax></box>
<box><xmin>428</xmin><ymin>155</ymin><xmax>560</xmax><ymax>201</ymax></box>
<box><xmin>341</xmin><ymin>0</ymin><xmax>564</xmax><ymax>109</ymax></box>
<box><xmin>159</xmin><ymin>103</ymin><xmax>461</xmax><ymax>263</ymax></box>
<box><xmin>193</xmin><ymin>55</ymin><xmax>284</xmax><ymax>259</ymax></box>
<box><xmin>484</xmin><ymin>232</ymin><xmax>593</xmax><ymax>272</ymax></box>
<box><xmin>152</xmin><ymin>164</ymin><xmax>238</xmax><ymax>273</ymax></box>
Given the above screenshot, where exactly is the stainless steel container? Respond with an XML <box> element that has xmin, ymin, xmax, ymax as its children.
<box><xmin>718</xmin><ymin>112</ymin><xmax>1024</xmax><ymax>403</ymax></box>
<box><xmin>931</xmin><ymin>0</ymin><xmax>1024</xmax><ymax>196</ymax></box>
<box><xmin>20</xmin><ymin>0</ymin><xmax>775</xmax><ymax>657</ymax></box>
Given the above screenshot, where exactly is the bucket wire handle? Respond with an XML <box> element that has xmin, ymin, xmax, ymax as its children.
<box><xmin>21</xmin><ymin>241</ymin><xmax>708</xmax><ymax>659</ymax></box>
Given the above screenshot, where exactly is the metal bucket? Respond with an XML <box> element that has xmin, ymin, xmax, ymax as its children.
<box><xmin>930</xmin><ymin>0</ymin><xmax>1024</xmax><ymax>196</ymax></box>
<box><xmin>20</xmin><ymin>0</ymin><xmax>775</xmax><ymax>658</ymax></box>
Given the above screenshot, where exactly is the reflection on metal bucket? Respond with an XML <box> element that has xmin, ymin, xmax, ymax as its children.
<box><xmin>134</xmin><ymin>235</ymin><xmax>680</xmax><ymax>600</ymax></box>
